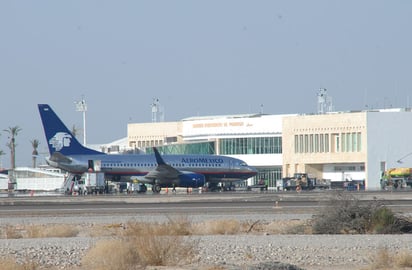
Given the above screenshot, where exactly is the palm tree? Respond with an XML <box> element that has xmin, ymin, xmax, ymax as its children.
<box><xmin>30</xmin><ymin>139</ymin><xmax>40</xmax><ymax>168</ymax></box>
<box><xmin>71</xmin><ymin>124</ymin><xmax>79</xmax><ymax>138</ymax></box>
<box><xmin>4</xmin><ymin>126</ymin><xmax>22</xmax><ymax>169</ymax></box>
<box><xmin>0</xmin><ymin>149</ymin><xmax>4</xmax><ymax>169</ymax></box>
<box><xmin>0</xmin><ymin>132</ymin><xmax>3</xmax><ymax>168</ymax></box>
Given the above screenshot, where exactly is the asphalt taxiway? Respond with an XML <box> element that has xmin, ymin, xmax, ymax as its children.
<box><xmin>1</xmin><ymin>191</ymin><xmax>412</xmax><ymax>218</ymax></box>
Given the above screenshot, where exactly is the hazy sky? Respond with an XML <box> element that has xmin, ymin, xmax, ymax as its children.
<box><xmin>1</xmin><ymin>1</ymin><xmax>411</xmax><ymax>168</ymax></box>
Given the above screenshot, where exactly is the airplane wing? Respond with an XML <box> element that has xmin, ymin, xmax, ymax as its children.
<box><xmin>141</xmin><ymin>147</ymin><xmax>206</xmax><ymax>192</ymax></box>
<box><xmin>143</xmin><ymin>162</ymin><xmax>181</xmax><ymax>180</ymax></box>
<box><xmin>144</xmin><ymin>147</ymin><xmax>181</xmax><ymax>181</ymax></box>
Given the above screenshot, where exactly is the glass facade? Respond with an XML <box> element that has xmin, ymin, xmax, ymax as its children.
<box><xmin>219</xmin><ymin>136</ymin><xmax>282</xmax><ymax>155</ymax></box>
<box><xmin>341</xmin><ymin>132</ymin><xmax>362</xmax><ymax>152</ymax></box>
<box><xmin>254</xmin><ymin>167</ymin><xmax>282</xmax><ymax>189</ymax></box>
<box><xmin>147</xmin><ymin>142</ymin><xmax>216</xmax><ymax>155</ymax></box>
<box><xmin>219</xmin><ymin>136</ymin><xmax>283</xmax><ymax>188</ymax></box>
<box><xmin>294</xmin><ymin>132</ymin><xmax>361</xmax><ymax>154</ymax></box>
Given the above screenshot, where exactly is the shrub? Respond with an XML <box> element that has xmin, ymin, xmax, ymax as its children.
<box><xmin>124</xmin><ymin>217</ymin><xmax>198</xmax><ymax>266</ymax></box>
<box><xmin>27</xmin><ymin>224</ymin><xmax>79</xmax><ymax>238</ymax></box>
<box><xmin>82</xmin><ymin>239</ymin><xmax>139</xmax><ymax>270</ymax></box>
<box><xmin>193</xmin><ymin>219</ymin><xmax>241</xmax><ymax>235</ymax></box>
<box><xmin>395</xmin><ymin>250</ymin><xmax>412</xmax><ymax>268</ymax></box>
<box><xmin>311</xmin><ymin>192</ymin><xmax>412</xmax><ymax>234</ymax></box>
<box><xmin>370</xmin><ymin>207</ymin><xmax>397</xmax><ymax>234</ymax></box>
<box><xmin>83</xmin><ymin>217</ymin><xmax>198</xmax><ymax>269</ymax></box>
<box><xmin>313</xmin><ymin>192</ymin><xmax>374</xmax><ymax>234</ymax></box>
<box><xmin>130</xmin><ymin>234</ymin><xmax>197</xmax><ymax>266</ymax></box>
<box><xmin>364</xmin><ymin>248</ymin><xmax>412</xmax><ymax>269</ymax></box>
<box><xmin>0</xmin><ymin>224</ymin><xmax>79</xmax><ymax>239</ymax></box>
<box><xmin>2</xmin><ymin>225</ymin><xmax>23</xmax><ymax>239</ymax></box>
<box><xmin>0</xmin><ymin>257</ymin><xmax>38</xmax><ymax>270</ymax></box>
<box><xmin>123</xmin><ymin>215</ymin><xmax>193</xmax><ymax>237</ymax></box>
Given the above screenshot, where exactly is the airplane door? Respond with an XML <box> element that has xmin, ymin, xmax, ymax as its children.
<box><xmin>229</xmin><ymin>160</ymin><xmax>234</xmax><ymax>171</ymax></box>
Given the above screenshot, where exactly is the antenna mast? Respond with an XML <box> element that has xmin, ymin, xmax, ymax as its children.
<box><xmin>317</xmin><ymin>88</ymin><xmax>333</xmax><ymax>114</ymax></box>
<box><xmin>74</xmin><ymin>96</ymin><xmax>87</xmax><ymax>145</ymax></box>
<box><xmin>151</xmin><ymin>98</ymin><xmax>164</xmax><ymax>122</ymax></box>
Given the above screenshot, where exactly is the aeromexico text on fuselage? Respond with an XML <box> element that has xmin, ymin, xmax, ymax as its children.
<box><xmin>101</xmin><ymin>157</ymin><xmax>225</xmax><ymax>165</ymax></box>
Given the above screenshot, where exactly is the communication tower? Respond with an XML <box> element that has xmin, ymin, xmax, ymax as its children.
<box><xmin>151</xmin><ymin>98</ymin><xmax>164</xmax><ymax>122</ymax></box>
<box><xmin>74</xmin><ymin>96</ymin><xmax>87</xmax><ymax>145</ymax></box>
<box><xmin>317</xmin><ymin>88</ymin><xmax>333</xmax><ymax>114</ymax></box>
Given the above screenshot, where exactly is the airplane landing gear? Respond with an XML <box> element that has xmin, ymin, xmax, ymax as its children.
<box><xmin>152</xmin><ymin>184</ymin><xmax>161</xmax><ymax>193</ymax></box>
<box><xmin>206</xmin><ymin>182</ymin><xmax>220</xmax><ymax>192</ymax></box>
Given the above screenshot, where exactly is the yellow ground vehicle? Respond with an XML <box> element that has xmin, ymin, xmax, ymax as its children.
<box><xmin>381</xmin><ymin>168</ymin><xmax>412</xmax><ymax>189</ymax></box>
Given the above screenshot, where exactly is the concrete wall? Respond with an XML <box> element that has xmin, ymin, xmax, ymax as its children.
<box><xmin>282</xmin><ymin>112</ymin><xmax>367</xmax><ymax>179</ymax></box>
<box><xmin>282</xmin><ymin>109</ymin><xmax>412</xmax><ymax>190</ymax></box>
<box><xmin>15</xmin><ymin>177</ymin><xmax>64</xmax><ymax>191</ymax></box>
<box><xmin>0</xmin><ymin>177</ymin><xmax>8</xmax><ymax>190</ymax></box>
<box><xmin>128</xmin><ymin>121</ymin><xmax>182</xmax><ymax>148</ymax></box>
<box><xmin>181</xmin><ymin>114</ymin><xmax>287</xmax><ymax>140</ymax></box>
<box><xmin>366</xmin><ymin>111</ymin><xmax>412</xmax><ymax>189</ymax></box>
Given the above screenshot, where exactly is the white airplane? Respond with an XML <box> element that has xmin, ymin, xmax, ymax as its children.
<box><xmin>38</xmin><ymin>104</ymin><xmax>258</xmax><ymax>192</ymax></box>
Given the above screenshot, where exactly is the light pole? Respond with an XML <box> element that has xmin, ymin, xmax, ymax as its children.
<box><xmin>397</xmin><ymin>152</ymin><xmax>412</xmax><ymax>164</ymax></box>
<box><xmin>75</xmin><ymin>97</ymin><xmax>87</xmax><ymax>146</ymax></box>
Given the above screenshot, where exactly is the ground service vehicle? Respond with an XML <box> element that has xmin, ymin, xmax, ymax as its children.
<box><xmin>63</xmin><ymin>172</ymin><xmax>106</xmax><ymax>195</ymax></box>
<box><xmin>79</xmin><ymin>172</ymin><xmax>105</xmax><ymax>194</ymax></box>
<box><xmin>381</xmin><ymin>168</ymin><xmax>412</xmax><ymax>189</ymax></box>
<box><xmin>280</xmin><ymin>173</ymin><xmax>330</xmax><ymax>191</ymax></box>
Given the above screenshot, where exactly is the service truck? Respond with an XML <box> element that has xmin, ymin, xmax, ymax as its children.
<box><xmin>78</xmin><ymin>172</ymin><xmax>106</xmax><ymax>194</ymax></box>
<box><xmin>281</xmin><ymin>173</ymin><xmax>330</xmax><ymax>191</ymax></box>
<box><xmin>381</xmin><ymin>168</ymin><xmax>412</xmax><ymax>189</ymax></box>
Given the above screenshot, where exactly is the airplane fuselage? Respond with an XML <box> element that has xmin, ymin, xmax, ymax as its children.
<box><xmin>48</xmin><ymin>153</ymin><xmax>257</xmax><ymax>186</ymax></box>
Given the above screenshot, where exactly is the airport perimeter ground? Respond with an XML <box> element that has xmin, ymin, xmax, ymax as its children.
<box><xmin>1</xmin><ymin>190</ymin><xmax>412</xmax><ymax>269</ymax></box>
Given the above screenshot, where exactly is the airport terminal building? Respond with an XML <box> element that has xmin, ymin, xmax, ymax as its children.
<box><xmin>124</xmin><ymin>107</ymin><xmax>412</xmax><ymax>191</ymax></box>
<box><xmin>283</xmin><ymin>108</ymin><xmax>412</xmax><ymax>190</ymax></box>
<box><xmin>128</xmin><ymin>114</ymin><xmax>287</xmax><ymax>188</ymax></box>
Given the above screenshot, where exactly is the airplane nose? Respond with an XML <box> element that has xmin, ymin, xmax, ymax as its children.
<box><xmin>249</xmin><ymin>166</ymin><xmax>258</xmax><ymax>175</ymax></box>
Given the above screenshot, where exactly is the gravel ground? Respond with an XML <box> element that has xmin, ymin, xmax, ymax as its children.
<box><xmin>2</xmin><ymin>192</ymin><xmax>412</xmax><ymax>270</ymax></box>
<box><xmin>196</xmin><ymin>234</ymin><xmax>412</xmax><ymax>270</ymax></box>
<box><xmin>1</xmin><ymin>223</ymin><xmax>412</xmax><ymax>269</ymax></box>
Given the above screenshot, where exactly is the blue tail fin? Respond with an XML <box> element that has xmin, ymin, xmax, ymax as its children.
<box><xmin>38</xmin><ymin>104</ymin><xmax>104</xmax><ymax>156</ymax></box>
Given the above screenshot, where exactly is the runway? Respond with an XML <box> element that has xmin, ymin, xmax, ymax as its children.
<box><xmin>1</xmin><ymin>191</ymin><xmax>412</xmax><ymax>218</ymax></box>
